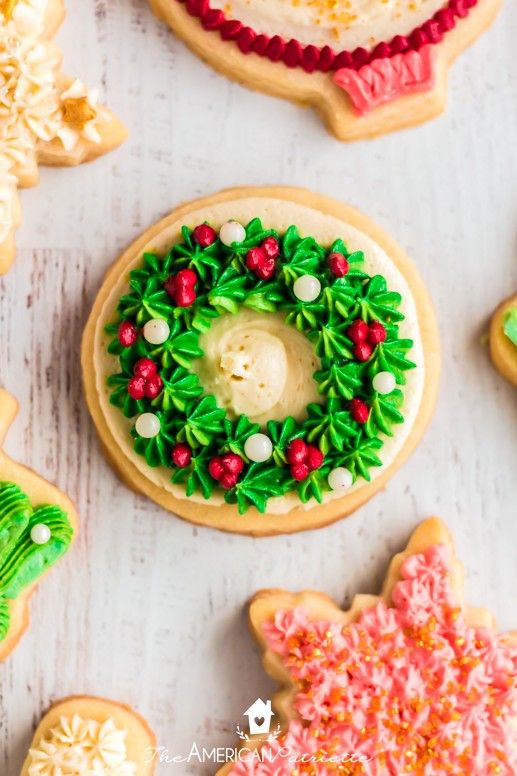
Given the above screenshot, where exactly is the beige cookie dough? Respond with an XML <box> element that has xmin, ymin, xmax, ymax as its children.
<box><xmin>0</xmin><ymin>0</ymin><xmax>127</xmax><ymax>275</ymax></box>
<box><xmin>489</xmin><ymin>293</ymin><xmax>517</xmax><ymax>387</ymax></box>
<box><xmin>148</xmin><ymin>0</ymin><xmax>501</xmax><ymax>141</ymax></box>
<box><xmin>0</xmin><ymin>389</ymin><xmax>78</xmax><ymax>660</ymax></box>
<box><xmin>20</xmin><ymin>695</ymin><xmax>156</xmax><ymax>776</ymax></box>
<box><xmin>82</xmin><ymin>186</ymin><xmax>440</xmax><ymax>536</ymax></box>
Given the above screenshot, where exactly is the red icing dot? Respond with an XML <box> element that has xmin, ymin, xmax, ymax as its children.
<box><xmin>283</xmin><ymin>39</ymin><xmax>302</xmax><ymax>68</ymax></box>
<box><xmin>334</xmin><ymin>50</ymin><xmax>354</xmax><ymax>69</ymax></box>
<box><xmin>390</xmin><ymin>35</ymin><xmax>409</xmax><ymax>54</ymax></box>
<box><xmin>368</xmin><ymin>320</ymin><xmax>387</xmax><ymax>345</ymax></box>
<box><xmin>221</xmin><ymin>19</ymin><xmax>242</xmax><ymax>40</ymax></box>
<box><xmin>201</xmin><ymin>8</ymin><xmax>224</xmax><ymax>30</ymax></box>
<box><xmin>253</xmin><ymin>34</ymin><xmax>270</xmax><ymax>55</ymax></box>
<box><xmin>291</xmin><ymin>462</ymin><xmax>310</xmax><ymax>481</ymax></box>
<box><xmin>221</xmin><ymin>453</ymin><xmax>244</xmax><ymax>475</ymax></box>
<box><xmin>286</xmin><ymin>438</ymin><xmax>308</xmax><ymax>465</ymax></box>
<box><xmin>317</xmin><ymin>45</ymin><xmax>335</xmax><ymax>72</ymax></box>
<box><xmin>301</xmin><ymin>44</ymin><xmax>320</xmax><ymax>73</ymax></box>
<box><xmin>327</xmin><ymin>252</ymin><xmax>349</xmax><ymax>277</ymax></box>
<box><xmin>176</xmin><ymin>268</ymin><xmax>198</xmax><ymax>288</ymax></box>
<box><xmin>261</xmin><ymin>236</ymin><xmax>280</xmax><ymax>259</ymax></box>
<box><xmin>306</xmin><ymin>445</ymin><xmax>324</xmax><ymax>471</ymax></box>
<box><xmin>193</xmin><ymin>223</ymin><xmax>217</xmax><ymax>246</ymax></box>
<box><xmin>118</xmin><ymin>320</ymin><xmax>138</xmax><ymax>348</ymax></box>
<box><xmin>267</xmin><ymin>35</ymin><xmax>286</xmax><ymax>62</ymax></box>
<box><xmin>352</xmin><ymin>47</ymin><xmax>369</xmax><ymax>68</ymax></box>
<box><xmin>347</xmin><ymin>319</ymin><xmax>369</xmax><ymax>344</ymax></box>
<box><xmin>208</xmin><ymin>457</ymin><xmax>224</xmax><ymax>480</ymax></box>
<box><xmin>127</xmin><ymin>375</ymin><xmax>146</xmax><ymax>400</ymax></box>
<box><xmin>350</xmin><ymin>398</ymin><xmax>370</xmax><ymax>424</ymax></box>
<box><xmin>172</xmin><ymin>443</ymin><xmax>192</xmax><ymax>468</ymax></box>
<box><xmin>237</xmin><ymin>27</ymin><xmax>256</xmax><ymax>54</ymax></box>
<box><xmin>220</xmin><ymin>471</ymin><xmax>239</xmax><ymax>489</ymax></box>
<box><xmin>246</xmin><ymin>246</ymin><xmax>266</xmax><ymax>271</ymax></box>
<box><xmin>144</xmin><ymin>373</ymin><xmax>163</xmax><ymax>399</ymax></box>
<box><xmin>354</xmin><ymin>341</ymin><xmax>373</xmax><ymax>362</ymax></box>
<box><xmin>133</xmin><ymin>358</ymin><xmax>157</xmax><ymax>380</ymax></box>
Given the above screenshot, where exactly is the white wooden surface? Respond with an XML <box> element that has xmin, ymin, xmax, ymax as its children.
<box><xmin>1</xmin><ymin>1</ymin><xmax>516</xmax><ymax>773</ymax></box>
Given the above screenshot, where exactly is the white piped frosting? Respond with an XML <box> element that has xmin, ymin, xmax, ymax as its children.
<box><xmin>27</xmin><ymin>715</ymin><xmax>137</xmax><ymax>776</ymax></box>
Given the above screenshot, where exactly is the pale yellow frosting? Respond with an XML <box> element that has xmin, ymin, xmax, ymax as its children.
<box><xmin>215</xmin><ymin>0</ymin><xmax>447</xmax><ymax>49</ymax></box>
<box><xmin>27</xmin><ymin>715</ymin><xmax>137</xmax><ymax>776</ymax></box>
<box><xmin>93</xmin><ymin>196</ymin><xmax>425</xmax><ymax>515</ymax></box>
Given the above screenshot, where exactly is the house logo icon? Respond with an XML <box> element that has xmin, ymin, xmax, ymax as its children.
<box><xmin>243</xmin><ymin>698</ymin><xmax>274</xmax><ymax>736</ymax></box>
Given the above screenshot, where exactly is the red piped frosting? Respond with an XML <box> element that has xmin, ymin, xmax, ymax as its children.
<box><xmin>229</xmin><ymin>544</ymin><xmax>517</xmax><ymax>775</ymax></box>
<box><xmin>175</xmin><ymin>0</ymin><xmax>479</xmax><ymax>74</ymax></box>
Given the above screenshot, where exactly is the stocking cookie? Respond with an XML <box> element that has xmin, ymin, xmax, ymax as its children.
<box><xmin>82</xmin><ymin>187</ymin><xmax>439</xmax><ymax>535</ymax></box>
<box><xmin>489</xmin><ymin>293</ymin><xmax>517</xmax><ymax>387</ymax></box>
<box><xmin>0</xmin><ymin>388</ymin><xmax>77</xmax><ymax>659</ymax></box>
<box><xmin>216</xmin><ymin>518</ymin><xmax>517</xmax><ymax>775</ymax></box>
<box><xmin>0</xmin><ymin>0</ymin><xmax>127</xmax><ymax>275</ymax></box>
<box><xmin>20</xmin><ymin>695</ymin><xmax>156</xmax><ymax>776</ymax></box>
<box><xmin>148</xmin><ymin>0</ymin><xmax>501</xmax><ymax>141</ymax></box>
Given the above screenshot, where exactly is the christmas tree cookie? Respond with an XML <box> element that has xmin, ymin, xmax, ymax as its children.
<box><xmin>0</xmin><ymin>388</ymin><xmax>77</xmax><ymax>659</ymax></box>
<box><xmin>148</xmin><ymin>0</ymin><xmax>501</xmax><ymax>141</ymax></box>
<box><xmin>216</xmin><ymin>518</ymin><xmax>517</xmax><ymax>775</ymax></box>
<box><xmin>20</xmin><ymin>695</ymin><xmax>156</xmax><ymax>776</ymax></box>
<box><xmin>489</xmin><ymin>293</ymin><xmax>517</xmax><ymax>387</ymax></box>
<box><xmin>0</xmin><ymin>0</ymin><xmax>127</xmax><ymax>274</ymax></box>
<box><xmin>82</xmin><ymin>187</ymin><xmax>440</xmax><ymax>536</ymax></box>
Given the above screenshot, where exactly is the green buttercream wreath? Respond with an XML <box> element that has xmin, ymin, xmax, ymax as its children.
<box><xmin>105</xmin><ymin>217</ymin><xmax>416</xmax><ymax>515</ymax></box>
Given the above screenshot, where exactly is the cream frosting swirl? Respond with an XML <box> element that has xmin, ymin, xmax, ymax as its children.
<box><xmin>0</xmin><ymin>0</ymin><xmax>105</xmax><ymax>241</ymax></box>
<box><xmin>27</xmin><ymin>715</ymin><xmax>138</xmax><ymax>776</ymax></box>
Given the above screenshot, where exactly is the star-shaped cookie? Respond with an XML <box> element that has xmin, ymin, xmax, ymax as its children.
<box><xmin>0</xmin><ymin>388</ymin><xmax>77</xmax><ymax>659</ymax></box>
<box><xmin>0</xmin><ymin>0</ymin><xmax>127</xmax><ymax>274</ymax></box>
<box><xmin>218</xmin><ymin>518</ymin><xmax>517</xmax><ymax>775</ymax></box>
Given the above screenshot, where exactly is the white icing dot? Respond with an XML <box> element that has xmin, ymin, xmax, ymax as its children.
<box><xmin>293</xmin><ymin>274</ymin><xmax>321</xmax><ymax>303</ymax></box>
<box><xmin>30</xmin><ymin>523</ymin><xmax>51</xmax><ymax>545</ymax></box>
<box><xmin>219</xmin><ymin>220</ymin><xmax>246</xmax><ymax>246</ymax></box>
<box><xmin>135</xmin><ymin>413</ymin><xmax>161</xmax><ymax>438</ymax></box>
<box><xmin>143</xmin><ymin>318</ymin><xmax>170</xmax><ymax>345</ymax></box>
<box><xmin>372</xmin><ymin>371</ymin><xmax>396</xmax><ymax>395</ymax></box>
<box><xmin>244</xmin><ymin>433</ymin><xmax>273</xmax><ymax>463</ymax></box>
<box><xmin>328</xmin><ymin>467</ymin><xmax>353</xmax><ymax>491</ymax></box>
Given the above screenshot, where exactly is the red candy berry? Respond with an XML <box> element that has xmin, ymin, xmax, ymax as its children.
<box><xmin>261</xmin><ymin>236</ymin><xmax>280</xmax><ymax>259</ymax></box>
<box><xmin>347</xmin><ymin>319</ymin><xmax>369</xmax><ymax>344</ymax></box>
<box><xmin>193</xmin><ymin>223</ymin><xmax>217</xmax><ymax>247</ymax></box>
<box><xmin>118</xmin><ymin>320</ymin><xmax>138</xmax><ymax>348</ymax></box>
<box><xmin>209</xmin><ymin>453</ymin><xmax>244</xmax><ymax>488</ymax></box>
<box><xmin>291</xmin><ymin>462</ymin><xmax>310</xmax><ymax>481</ymax></box>
<box><xmin>350</xmin><ymin>398</ymin><xmax>370</xmax><ymax>424</ymax></box>
<box><xmin>354</xmin><ymin>341</ymin><xmax>373</xmax><ymax>362</ymax></box>
<box><xmin>165</xmin><ymin>268</ymin><xmax>198</xmax><ymax>308</ymax></box>
<box><xmin>144</xmin><ymin>373</ymin><xmax>163</xmax><ymax>399</ymax></box>
<box><xmin>220</xmin><ymin>472</ymin><xmax>239</xmax><ymax>490</ymax></box>
<box><xmin>172</xmin><ymin>443</ymin><xmax>192</xmax><ymax>468</ymax></box>
<box><xmin>246</xmin><ymin>242</ymin><xmax>277</xmax><ymax>280</ymax></box>
<box><xmin>327</xmin><ymin>252</ymin><xmax>350</xmax><ymax>278</ymax></box>
<box><xmin>246</xmin><ymin>246</ymin><xmax>266</xmax><ymax>271</ymax></box>
<box><xmin>221</xmin><ymin>453</ymin><xmax>244</xmax><ymax>475</ymax></box>
<box><xmin>368</xmin><ymin>321</ymin><xmax>387</xmax><ymax>345</ymax></box>
<box><xmin>306</xmin><ymin>445</ymin><xmax>324</xmax><ymax>471</ymax></box>
<box><xmin>133</xmin><ymin>358</ymin><xmax>157</xmax><ymax>380</ymax></box>
<box><xmin>208</xmin><ymin>457</ymin><xmax>224</xmax><ymax>480</ymax></box>
<box><xmin>127</xmin><ymin>375</ymin><xmax>146</xmax><ymax>400</ymax></box>
<box><xmin>286</xmin><ymin>438</ymin><xmax>308</xmax><ymax>465</ymax></box>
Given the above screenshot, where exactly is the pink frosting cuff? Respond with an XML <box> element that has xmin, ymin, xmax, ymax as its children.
<box><xmin>230</xmin><ymin>544</ymin><xmax>517</xmax><ymax>775</ymax></box>
<box><xmin>334</xmin><ymin>46</ymin><xmax>436</xmax><ymax>115</ymax></box>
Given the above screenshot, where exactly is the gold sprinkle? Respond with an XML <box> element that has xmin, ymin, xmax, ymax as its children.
<box><xmin>62</xmin><ymin>96</ymin><xmax>97</xmax><ymax>129</ymax></box>
<box><xmin>1</xmin><ymin>0</ymin><xmax>18</xmax><ymax>20</ymax></box>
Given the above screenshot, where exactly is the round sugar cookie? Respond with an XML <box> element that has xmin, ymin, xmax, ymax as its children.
<box><xmin>82</xmin><ymin>186</ymin><xmax>440</xmax><ymax>535</ymax></box>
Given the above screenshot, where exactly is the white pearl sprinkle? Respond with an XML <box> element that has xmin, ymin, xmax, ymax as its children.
<box><xmin>143</xmin><ymin>318</ymin><xmax>170</xmax><ymax>345</ymax></box>
<box><xmin>372</xmin><ymin>371</ymin><xmax>396</xmax><ymax>395</ymax></box>
<box><xmin>328</xmin><ymin>467</ymin><xmax>353</xmax><ymax>492</ymax></box>
<box><xmin>135</xmin><ymin>413</ymin><xmax>161</xmax><ymax>438</ymax></box>
<box><xmin>219</xmin><ymin>220</ymin><xmax>246</xmax><ymax>247</ymax></box>
<box><xmin>293</xmin><ymin>274</ymin><xmax>321</xmax><ymax>303</ymax></box>
<box><xmin>244</xmin><ymin>433</ymin><xmax>273</xmax><ymax>463</ymax></box>
<box><xmin>30</xmin><ymin>523</ymin><xmax>51</xmax><ymax>545</ymax></box>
